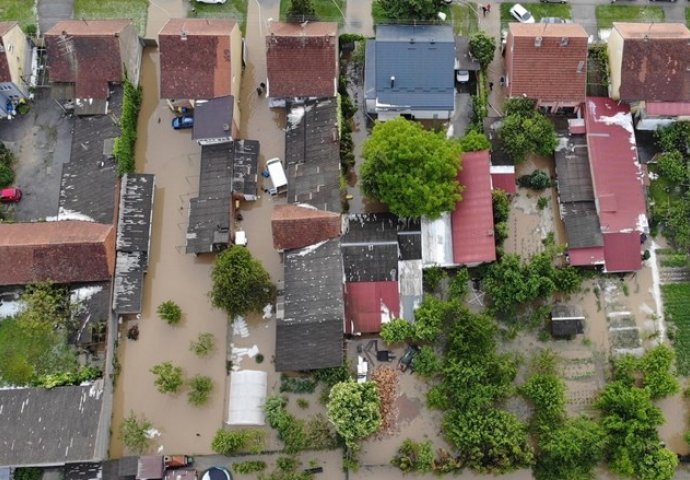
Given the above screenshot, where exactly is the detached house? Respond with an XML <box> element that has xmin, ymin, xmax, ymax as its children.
<box><xmin>365</xmin><ymin>25</ymin><xmax>456</xmax><ymax>120</ymax></box>
<box><xmin>607</xmin><ymin>22</ymin><xmax>690</xmax><ymax>130</ymax></box>
<box><xmin>45</xmin><ymin>20</ymin><xmax>142</xmax><ymax>115</ymax></box>
<box><xmin>0</xmin><ymin>22</ymin><xmax>32</xmax><ymax>118</ymax></box>
<box><xmin>265</xmin><ymin>22</ymin><xmax>338</xmax><ymax>108</ymax></box>
<box><xmin>505</xmin><ymin>23</ymin><xmax>588</xmax><ymax>113</ymax></box>
<box><xmin>159</xmin><ymin>19</ymin><xmax>243</xmax><ymax>139</ymax></box>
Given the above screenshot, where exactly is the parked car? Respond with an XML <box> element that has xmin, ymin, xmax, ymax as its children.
<box><xmin>0</xmin><ymin>187</ymin><xmax>22</xmax><ymax>203</ymax></box>
<box><xmin>398</xmin><ymin>345</ymin><xmax>421</xmax><ymax>373</ymax></box>
<box><xmin>456</xmin><ymin>70</ymin><xmax>470</xmax><ymax>83</ymax></box>
<box><xmin>196</xmin><ymin>0</ymin><xmax>226</xmax><ymax>4</ymax></box>
<box><xmin>540</xmin><ymin>0</ymin><xmax>567</xmax><ymax>3</ymax></box>
<box><xmin>510</xmin><ymin>4</ymin><xmax>535</xmax><ymax>23</ymax></box>
<box><xmin>172</xmin><ymin>115</ymin><xmax>194</xmax><ymax>129</ymax></box>
<box><xmin>541</xmin><ymin>16</ymin><xmax>567</xmax><ymax>23</ymax></box>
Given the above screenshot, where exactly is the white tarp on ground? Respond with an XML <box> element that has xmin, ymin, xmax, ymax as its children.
<box><xmin>227</xmin><ymin>370</ymin><xmax>267</xmax><ymax>426</ymax></box>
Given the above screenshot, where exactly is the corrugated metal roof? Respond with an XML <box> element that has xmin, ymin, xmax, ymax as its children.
<box><xmin>421</xmin><ymin>212</ymin><xmax>454</xmax><ymax>267</ymax></box>
<box><xmin>568</xmin><ymin>246</ymin><xmax>605</xmax><ymax>266</ymax></box>
<box><xmin>490</xmin><ymin>171</ymin><xmax>516</xmax><ymax>194</ymax></box>
<box><xmin>452</xmin><ymin>150</ymin><xmax>496</xmax><ymax>266</ymax></box>
<box><xmin>344</xmin><ymin>281</ymin><xmax>400</xmax><ymax>334</ymax></box>
<box><xmin>372</xmin><ymin>25</ymin><xmax>455</xmax><ymax>110</ymax></box>
<box><xmin>603</xmin><ymin>232</ymin><xmax>641</xmax><ymax>272</ymax></box>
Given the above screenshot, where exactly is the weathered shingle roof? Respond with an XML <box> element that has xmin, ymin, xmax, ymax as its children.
<box><xmin>276</xmin><ymin>239</ymin><xmax>344</xmax><ymax>371</ymax></box>
<box><xmin>159</xmin><ymin>18</ymin><xmax>236</xmax><ymax>99</ymax></box>
<box><xmin>45</xmin><ymin>20</ymin><xmax>131</xmax><ymax>99</ymax></box>
<box><xmin>614</xmin><ymin>23</ymin><xmax>690</xmax><ymax>102</ymax></box>
<box><xmin>0</xmin><ymin>221</ymin><xmax>116</xmax><ymax>286</ymax></box>
<box><xmin>506</xmin><ymin>23</ymin><xmax>588</xmax><ymax>103</ymax></box>
<box><xmin>266</xmin><ymin>22</ymin><xmax>338</xmax><ymax>98</ymax></box>
<box><xmin>0</xmin><ymin>384</ymin><xmax>105</xmax><ymax>467</ymax></box>
<box><xmin>368</xmin><ymin>25</ymin><xmax>455</xmax><ymax>111</ymax></box>
<box><xmin>271</xmin><ymin>204</ymin><xmax>341</xmax><ymax>250</ymax></box>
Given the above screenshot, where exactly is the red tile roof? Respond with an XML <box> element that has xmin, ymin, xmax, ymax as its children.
<box><xmin>45</xmin><ymin>20</ymin><xmax>130</xmax><ymax>99</ymax></box>
<box><xmin>490</xmin><ymin>166</ymin><xmax>517</xmax><ymax>194</ymax></box>
<box><xmin>266</xmin><ymin>22</ymin><xmax>338</xmax><ymax>98</ymax></box>
<box><xmin>451</xmin><ymin>150</ymin><xmax>496</xmax><ymax>266</ymax></box>
<box><xmin>159</xmin><ymin>19</ymin><xmax>236</xmax><ymax>99</ymax></box>
<box><xmin>569</xmin><ymin>246</ymin><xmax>605</xmax><ymax>266</ymax></box>
<box><xmin>613</xmin><ymin>23</ymin><xmax>690</xmax><ymax>102</ymax></box>
<box><xmin>603</xmin><ymin>232</ymin><xmax>641</xmax><ymax>272</ymax></box>
<box><xmin>344</xmin><ymin>281</ymin><xmax>400</xmax><ymax>334</ymax></box>
<box><xmin>585</xmin><ymin>97</ymin><xmax>647</xmax><ymax>235</ymax></box>
<box><xmin>0</xmin><ymin>221</ymin><xmax>116</xmax><ymax>286</ymax></box>
<box><xmin>271</xmin><ymin>204</ymin><xmax>341</xmax><ymax>250</ymax></box>
<box><xmin>645</xmin><ymin>102</ymin><xmax>690</xmax><ymax>116</ymax></box>
<box><xmin>506</xmin><ymin>23</ymin><xmax>588</xmax><ymax>103</ymax></box>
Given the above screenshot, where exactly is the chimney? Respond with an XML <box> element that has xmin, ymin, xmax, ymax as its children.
<box><xmin>390</xmin><ymin>76</ymin><xmax>395</xmax><ymax>88</ymax></box>
<box><xmin>535</xmin><ymin>36</ymin><xmax>542</xmax><ymax>47</ymax></box>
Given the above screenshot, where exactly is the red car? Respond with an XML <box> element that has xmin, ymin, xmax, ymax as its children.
<box><xmin>0</xmin><ymin>187</ymin><xmax>22</xmax><ymax>203</ymax></box>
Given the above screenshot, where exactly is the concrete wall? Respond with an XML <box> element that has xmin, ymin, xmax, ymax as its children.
<box><xmin>607</xmin><ymin>28</ymin><xmax>624</xmax><ymax>101</ymax></box>
<box><xmin>229</xmin><ymin>24</ymin><xmax>242</xmax><ymax>130</ymax></box>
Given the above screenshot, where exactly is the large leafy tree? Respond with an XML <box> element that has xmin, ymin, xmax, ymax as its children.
<box><xmin>287</xmin><ymin>0</ymin><xmax>316</xmax><ymax>20</ymax></box>
<box><xmin>327</xmin><ymin>380</ymin><xmax>382</xmax><ymax>448</ymax></box>
<box><xmin>499</xmin><ymin>98</ymin><xmax>557</xmax><ymax>164</ymax></box>
<box><xmin>361</xmin><ymin>117</ymin><xmax>463</xmax><ymax>218</ymax></box>
<box><xmin>210</xmin><ymin>246</ymin><xmax>276</xmax><ymax>321</ymax></box>
<box><xmin>469</xmin><ymin>32</ymin><xmax>497</xmax><ymax>69</ymax></box>
<box><xmin>375</xmin><ymin>0</ymin><xmax>446</xmax><ymax>21</ymax></box>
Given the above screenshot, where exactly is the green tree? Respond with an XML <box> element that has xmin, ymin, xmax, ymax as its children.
<box><xmin>189</xmin><ymin>332</ymin><xmax>216</xmax><ymax>357</ymax></box>
<box><xmin>211</xmin><ymin>429</ymin><xmax>265</xmax><ymax>455</ymax></box>
<box><xmin>518</xmin><ymin>170</ymin><xmax>552</xmax><ymax>190</ymax></box>
<box><xmin>391</xmin><ymin>439</ymin><xmax>435</xmax><ymax>473</ymax></box>
<box><xmin>535</xmin><ymin>416</ymin><xmax>606</xmax><ymax>480</ymax></box>
<box><xmin>499</xmin><ymin>99</ymin><xmax>557</xmax><ymax>164</ymax></box>
<box><xmin>188</xmin><ymin>375</ymin><xmax>214</xmax><ymax>406</ymax></box>
<box><xmin>150</xmin><ymin>362</ymin><xmax>184</xmax><ymax>394</ymax></box>
<box><xmin>375</xmin><ymin>0</ymin><xmax>444</xmax><ymax>21</ymax></box>
<box><xmin>287</xmin><ymin>0</ymin><xmax>316</xmax><ymax>19</ymax></box>
<box><xmin>521</xmin><ymin>373</ymin><xmax>566</xmax><ymax>430</ymax></box>
<box><xmin>380</xmin><ymin>318</ymin><xmax>415</xmax><ymax>344</ymax></box>
<box><xmin>458</xmin><ymin>130</ymin><xmax>491</xmax><ymax>152</ymax></box>
<box><xmin>412</xmin><ymin>345</ymin><xmax>442</xmax><ymax>377</ymax></box>
<box><xmin>492</xmin><ymin>189</ymin><xmax>511</xmax><ymax>223</ymax></box>
<box><xmin>327</xmin><ymin>380</ymin><xmax>382</xmax><ymax>448</ymax></box>
<box><xmin>639</xmin><ymin>345</ymin><xmax>679</xmax><ymax>399</ymax></box>
<box><xmin>655</xmin><ymin>121</ymin><xmax>690</xmax><ymax>154</ymax></box>
<box><xmin>657</xmin><ymin>151</ymin><xmax>688</xmax><ymax>184</ymax></box>
<box><xmin>469</xmin><ymin>31</ymin><xmax>497</xmax><ymax>69</ymax></box>
<box><xmin>119</xmin><ymin>412</ymin><xmax>153</xmax><ymax>454</ymax></box>
<box><xmin>210</xmin><ymin>246</ymin><xmax>276</xmax><ymax>321</ymax></box>
<box><xmin>361</xmin><ymin>117</ymin><xmax>463</xmax><ymax>218</ymax></box>
<box><xmin>157</xmin><ymin>300</ymin><xmax>182</xmax><ymax>325</ymax></box>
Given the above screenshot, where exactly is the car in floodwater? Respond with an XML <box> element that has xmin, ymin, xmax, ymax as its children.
<box><xmin>172</xmin><ymin>115</ymin><xmax>194</xmax><ymax>130</ymax></box>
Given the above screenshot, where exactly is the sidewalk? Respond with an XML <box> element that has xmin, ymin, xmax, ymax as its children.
<box><xmin>479</xmin><ymin>4</ymin><xmax>507</xmax><ymax>117</ymax></box>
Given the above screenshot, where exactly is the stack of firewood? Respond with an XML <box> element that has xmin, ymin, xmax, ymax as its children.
<box><xmin>372</xmin><ymin>366</ymin><xmax>399</xmax><ymax>434</ymax></box>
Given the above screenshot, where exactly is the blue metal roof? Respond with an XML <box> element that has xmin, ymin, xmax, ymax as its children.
<box><xmin>369</xmin><ymin>25</ymin><xmax>456</xmax><ymax>111</ymax></box>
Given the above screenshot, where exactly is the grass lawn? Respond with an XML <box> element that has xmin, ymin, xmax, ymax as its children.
<box><xmin>193</xmin><ymin>0</ymin><xmax>249</xmax><ymax>34</ymax></box>
<box><xmin>279</xmin><ymin>0</ymin><xmax>345</xmax><ymax>24</ymax></box>
<box><xmin>686</xmin><ymin>7</ymin><xmax>690</xmax><ymax>26</ymax></box>
<box><xmin>451</xmin><ymin>3</ymin><xmax>479</xmax><ymax>36</ymax></box>
<box><xmin>500</xmin><ymin>2</ymin><xmax>572</xmax><ymax>27</ymax></box>
<box><xmin>371</xmin><ymin>0</ymin><xmax>451</xmax><ymax>26</ymax></box>
<box><xmin>0</xmin><ymin>0</ymin><xmax>35</xmax><ymax>30</ymax></box>
<box><xmin>74</xmin><ymin>0</ymin><xmax>148</xmax><ymax>35</ymax></box>
<box><xmin>662</xmin><ymin>282</ymin><xmax>690</xmax><ymax>375</ymax></box>
<box><xmin>595</xmin><ymin>5</ymin><xmax>664</xmax><ymax>30</ymax></box>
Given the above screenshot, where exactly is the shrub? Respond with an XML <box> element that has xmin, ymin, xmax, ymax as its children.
<box><xmin>518</xmin><ymin>170</ymin><xmax>551</xmax><ymax>190</ymax></box>
<box><xmin>255</xmin><ymin>353</ymin><xmax>264</xmax><ymax>363</ymax></box>
<box><xmin>423</xmin><ymin>266</ymin><xmax>446</xmax><ymax>292</ymax></box>
<box><xmin>0</xmin><ymin>162</ymin><xmax>14</xmax><ymax>188</ymax></box>
<box><xmin>297</xmin><ymin>398</ymin><xmax>309</xmax><ymax>409</ymax></box>
<box><xmin>189</xmin><ymin>332</ymin><xmax>215</xmax><ymax>357</ymax></box>
<box><xmin>211</xmin><ymin>429</ymin><xmax>265</xmax><ymax>455</ymax></box>
<box><xmin>392</xmin><ymin>439</ymin><xmax>434</xmax><ymax>473</ymax></box>
<box><xmin>157</xmin><ymin>300</ymin><xmax>182</xmax><ymax>325</ymax></box>
<box><xmin>114</xmin><ymin>80</ymin><xmax>142</xmax><ymax>176</ymax></box>
<box><xmin>150</xmin><ymin>362</ymin><xmax>184</xmax><ymax>394</ymax></box>
<box><xmin>639</xmin><ymin>345</ymin><xmax>679</xmax><ymax>399</ymax></box>
<box><xmin>412</xmin><ymin>346</ymin><xmax>442</xmax><ymax>377</ymax></box>
<box><xmin>280</xmin><ymin>374</ymin><xmax>317</xmax><ymax>394</ymax></box>
<box><xmin>537</xmin><ymin>196</ymin><xmax>549</xmax><ymax>210</ymax></box>
<box><xmin>380</xmin><ymin>318</ymin><xmax>415</xmax><ymax>345</ymax></box>
<box><xmin>188</xmin><ymin>375</ymin><xmax>214</xmax><ymax>406</ymax></box>
<box><xmin>232</xmin><ymin>461</ymin><xmax>266</xmax><ymax>474</ymax></box>
<box><xmin>119</xmin><ymin>412</ymin><xmax>153</xmax><ymax>454</ymax></box>
<box><xmin>13</xmin><ymin>468</ymin><xmax>42</xmax><ymax>480</ymax></box>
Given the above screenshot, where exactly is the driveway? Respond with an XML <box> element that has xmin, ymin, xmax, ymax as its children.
<box><xmin>0</xmin><ymin>89</ymin><xmax>73</xmax><ymax>221</ymax></box>
<box><xmin>37</xmin><ymin>0</ymin><xmax>73</xmax><ymax>35</ymax></box>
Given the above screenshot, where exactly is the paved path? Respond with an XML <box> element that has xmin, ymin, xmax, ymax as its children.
<box><xmin>37</xmin><ymin>0</ymin><xmax>73</xmax><ymax>35</ymax></box>
<box><xmin>345</xmin><ymin>0</ymin><xmax>374</xmax><ymax>35</ymax></box>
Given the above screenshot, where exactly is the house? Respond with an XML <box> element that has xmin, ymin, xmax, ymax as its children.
<box><xmin>271</xmin><ymin>204</ymin><xmax>341</xmax><ymax>251</ymax></box>
<box><xmin>607</xmin><ymin>23</ymin><xmax>690</xmax><ymax>130</ymax></box>
<box><xmin>364</xmin><ymin>25</ymin><xmax>456</xmax><ymax>120</ymax></box>
<box><xmin>265</xmin><ymin>22</ymin><xmax>338</xmax><ymax>108</ymax></box>
<box><xmin>505</xmin><ymin>23</ymin><xmax>588</xmax><ymax>113</ymax></box>
<box><xmin>0</xmin><ymin>221</ymin><xmax>115</xmax><ymax>286</ymax></box>
<box><xmin>159</xmin><ymin>19</ymin><xmax>242</xmax><ymax>137</ymax></box>
<box><xmin>422</xmin><ymin>150</ymin><xmax>495</xmax><ymax>267</ymax></box>
<box><xmin>0</xmin><ymin>384</ymin><xmax>106</xmax><ymax>467</ymax></box>
<box><xmin>192</xmin><ymin>95</ymin><xmax>236</xmax><ymax>145</ymax></box>
<box><xmin>0</xmin><ymin>22</ymin><xmax>32</xmax><ymax>117</ymax></box>
<box><xmin>555</xmin><ymin>97</ymin><xmax>648</xmax><ymax>273</ymax></box>
<box><xmin>45</xmin><ymin>20</ymin><xmax>142</xmax><ymax>115</ymax></box>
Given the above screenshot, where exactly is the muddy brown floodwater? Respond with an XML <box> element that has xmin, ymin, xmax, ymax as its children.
<box><xmin>146</xmin><ymin>0</ymin><xmax>186</xmax><ymax>39</ymax></box>
<box><xmin>110</xmin><ymin>49</ymin><xmax>230</xmax><ymax>457</ymax></box>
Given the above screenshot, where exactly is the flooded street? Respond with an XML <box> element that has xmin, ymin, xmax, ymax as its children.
<box><xmin>146</xmin><ymin>0</ymin><xmax>187</xmax><ymax>39</ymax></box>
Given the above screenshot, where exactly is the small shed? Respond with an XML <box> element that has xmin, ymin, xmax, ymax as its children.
<box><xmin>137</xmin><ymin>457</ymin><xmax>164</xmax><ymax>480</ymax></box>
<box><xmin>227</xmin><ymin>370</ymin><xmax>267</xmax><ymax>426</ymax></box>
<box><xmin>551</xmin><ymin>304</ymin><xmax>585</xmax><ymax>338</ymax></box>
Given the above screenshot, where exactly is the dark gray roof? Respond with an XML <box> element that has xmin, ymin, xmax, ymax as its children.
<box><xmin>276</xmin><ymin>239</ymin><xmax>344</xmax><ymax>371</ymax></box>
<box><xmin>117</xmin><ymin>174</ymin><xmax>155</xmax><ymax>255</ymax></box>
<box><xmin>102</xmin><ymin>457</ymin><xmax>137</xmax><ymax>480</ymax></box>
<box><xmin>232</xmin><ymin>139</ymin><xmax>259</xmax><ymax>199</ymax></box>
<box><xmin>368</xmin><ymin>25</ymin><xmax>455</xmax><ymax>110</ymax></box>
<box><xmin>192</xmin><ymin>95</ymin><xmax>234</xmax><ymax>142</ymax></box>
<box><xmin>74</xmin><ymin>99</ymin><xmax>108</xmax><ymax>116</ymax></box>
<box><xmin>285</xmin><ymin>99</ymin><xmax>341</xmax><ymax>212</ymax></box>
<box><xmin>563</xmin><ymin>208</ymin><xmax>603</xmax><ymax>248</ymax></box>
<box><xmin>65</xmin><ymin>463</ymin><xmax>103</xmax><ymax>480</ymax></box>
<box><xmin>0</xmin><ymin>384</ymin><xmax>104</xmax><ymax>467</ymax></box>
<box><xmin>342</xmin><ymin>244</ymin><xmax>398</xmax><ymax>282</ymax></box>
<box><xmin>551</xmin><ymin>318</ymin><xmax>584</xmax><ymax>337</ymax></box>
<box><xmin>555</xmin><ymin>136</ymin><xmax>594</xmax><ymax>203</ymax></box>
<box><xmin>59</xmin><ymin>86</ymin><xmax>122</xmax><ymax>224</ymax></box>
<box><xmin>113</xmin><ymin>251</ymin><xmax>146</xmax><ymax>314</ymax></box>
<box><xmin>455</xmin><ymin>37</ymin><xmax>481</xmax><ymax>71</ymax></box>
<box><xmin>552</xmin><ymin>303</ymin><xmax>585</xmax><ymax>320</ymax></box>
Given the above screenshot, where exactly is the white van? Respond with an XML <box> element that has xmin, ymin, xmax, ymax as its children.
<box><xmin>266</xmin><ymin>157</ymin><xmax>288</xmax><ymax>195</ymax></box>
